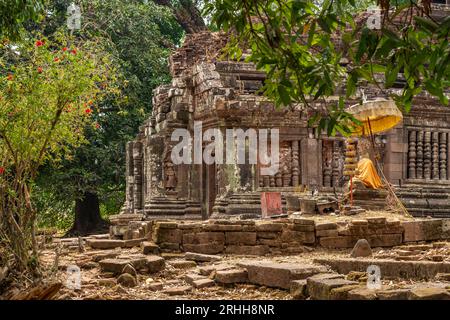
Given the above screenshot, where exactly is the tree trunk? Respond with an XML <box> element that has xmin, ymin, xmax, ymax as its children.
<box><xmin>67</xmin><ymin>191</ymin><xmax>107</xmax><ymax>236</ymax></box>
<box><xmin>154</xmin><ymin>0</ymin><xmax>206</xmax><ymax>34</ymax></box>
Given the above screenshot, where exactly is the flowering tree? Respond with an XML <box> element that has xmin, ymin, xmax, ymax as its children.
<box><xmin>0</xmin><ymin>34</ymin><xmax>115</xmax><ymax>281</ymax></box>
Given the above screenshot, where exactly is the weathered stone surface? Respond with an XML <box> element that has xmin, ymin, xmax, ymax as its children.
<box><xmin>154</xmin><ymin>228</ymin><xmax>182</xmax><ymax>244</ymax></box>
<box><xmin>168</xmin><ymin>260</ymin><xmax>197</xmax><ymax>269</ymax></box>
<box><xmin>256</xmin><ymin>223</ymin><xmax>283</xmax><ymax>232</ymax></box>
<box><xmin>92</xmin><ymin>251</ymin><xmax>119</xmax><ymax>262</ymax></box>
<box><xmin>159</xmin><ymin>242</ymin><xmax>180</xmax><ymax>251</ymax></box>
<box><xmin>185</xmin><ymin>274</ymin><xmax>206</xmax><ymax>285</ymax></box>
<box><xmin>185</xmin><ymin>252</ymin><xmax>221</xmax><ymax>262</ymax></box>
<box><xmin>117</xmin><ymin>273</ymin><xmax>137</xmax><ymax>288</ymax></box>
<box><xmin>141</xmin><ymin>241</ymin><xmax>160</xmax><ymax>255</ymax></box>
<box><xmin>290</xmin><ymin>280</ymin><xmax>308</xmax><ymax>300</ymax></box>
<box><xmin>291</xmin><ymin>218</ymin><xmax>315</xmax><ymax>225</ymax></box>
<box><xmin>183</xmin><ymin>232</ymin><xmax>225</xmax><ymax>244</ymax></box>
<box><xmin>256</xmin><ymin>232</ymin><xmax>279</xmax><ymax>239</ymax></box>
<box><xmin>123</xmin><ymin>238</ymin><xmax>146</xmax><ymax>248</ymax></box>
<box><xmin>307</xmin><ymin>275</ymin><xmax>358</xmax><ymax>300</ymax></box>
<box><xmin>314</xmin><ymin>258</ymin><xmax>450</xmax><ymax>280</ymax></box>
<box><xmin>281</xmin><ymin>230</ymin><xmax>315</xmax><ymax>244</ymax></box>
<box><xmin>146</xmin><ymin>256</ymin><xmax>166</xmax><ymax>273</ymax></box>
<box><xmin>329</xmin><ymin>285</ymin><xmax>361</xmax><ymax>300</ymax></box>
<box><xmin>182</xmin><ymin>243</ymin><xmax>224</xmax><ymax>255</ymax></box>
<box><xmin>88</xmin><ymin>239</ymin><xmax>124</xmax><ymax>249</ymax></box>
<box><xmin>402</xmin><ymin>220</ymin><xmax>443</xmax><ymax>242</ymax></box>
<box><xmin>350</xmin><ymin>239</ymin><xmax>372</xmax><ymax>258</ymax></box>
<box><xmin>315</xmin><ymin>222</ymin><xmax>338</xmax><ymax>231</ymax></box>
<box><xmin>290</xmin><ymin>224</ymin><xmax>315</xmax><ymax>232</ymax></box>
<box><xmin>156</xmin><ymin>222</ymin><xmax>178</xmax><ymax>229</ymax></box>
<box><xmin>408</xmin><ymin>287</ymin><xmax>450</xmax><ymax>300</ymax></box>
<box><xmin>316</xmin><ymin>229</ymin><xmax>339</xmax><ymax>237</ymax></box>
<box><xmin>225</xmin><ymin>232</ymin><xmax>256</xmax><ymax>245</ymax></box>
<box><xmin>367</xmin><ymin>234</ymin><xmax>402</xmax><ymax>247</ymax></box>
<box><xmin>99</xmin><ymin>257</ymin><xmax>145</xmax><ymax>274</ymax></box>
<box><xmin>193</xmin><ymin>278</ymin><xmax>215</xmax><ymax>288</ymax></box>
<box><xmin>147</xmin><ymin>282</ymin><xmax>164</xmax><ymax>291</ymax></box>
<box><xmin>215</xmin><ymin>269</ymin><xmax>248</xmax><ymax>284</ymax></box>
<box><xmin>347</xmin><ymin>287</ymin><xmax>378</xmax><ymax>300</ymax></box>
<box><xmin>198</xmin><ymin>264</ymin><xmax>233</xmax><ymax>276</ymax></box>
<box><xmin>225</xmin><ymin>245</ymin><xmax>269</xmax><ymax>256</ymax></box>
<box><xmin>377</xmin><ymin>289</ymin><xmax>410</xmax><ymax>300</ymax></box>
<box><xmin>239</xmin><ymin>262</ymin><xmax>327</xmax><ymax>289</ymax></box>
<box><xmin>320</xmin><ymin>236</ymin><xmax>355</xmax><ymax>248</ymax></box>
<box><xmin>163</xmin><ymin>286</ymin><xmax>192</xmax><ymax>296</ymax></box>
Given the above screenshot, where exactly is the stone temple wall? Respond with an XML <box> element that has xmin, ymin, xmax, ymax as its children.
<box><xmin>122</xmin><ymin>30</ymin><xmax>450</xmax><ymax>220</ymax></box>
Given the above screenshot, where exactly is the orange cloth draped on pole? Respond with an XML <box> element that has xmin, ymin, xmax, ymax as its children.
<box><xmin>355</xmin><ymin>158</ymin><xmax>383</xmax><ymax>189</ymax></box>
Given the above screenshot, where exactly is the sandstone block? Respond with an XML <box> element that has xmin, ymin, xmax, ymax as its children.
<box><xmin>193</xmin><ymin>279</ymin><xmax>215</xmax><ymax>288</ymax></box>
<box><xmin>185</xmin><ymin>252</ymin><xmax>222</xmax><ymax>262</ymax></box>
<box><xmin>225</xmin><ymin>232</ymin><xmax>256</xmax><ymax>245</ymax></box>
<box><xmin>256</xmin><ymin>223</ymin><xmax>284</xmax><ymax>232</ymax></box>
<box><xmin>183</xmin><ymin>232</ymin><xmax>225</xmax><ymax>245</ymax></box>
<box><xmin>162</xmin><ymin>286</ymin><xmax>192</xmax><ymax>296</ymax></box>
<box><xmin>316</xmin><ymin>229</ymin><xmax>339</xmax><ymax>237</ymax></box>
<box><xmin>315</xmin><ymin>222</ymin><xmax>338</xmax><ymax>231</ymax></box>
<box><xmin>239</xmin><ymin>262</ymin><xmax>327</xmax><ymax>289</ymax></box>
<box><xmin>225</xmin><ymin>245</ymin><xmax>269</xmax><ymax>256</ymax></box>
<box><xmin>141</xmin><ymin>241</ymin><xmax>160</xmax><ymax>255</ymax></box>
<box><xmin>154</xmin><ymin>228</ymin><xmax>182</xmax><ymax>244</ymax></box>
<box><xmin>215</xmin><ymin>269</ymin><xmax>248</xmax><ymax>284</ymax></box>
<box><xmin>307</xmin><ymin>276</ymin><xmax>358</xmax><ymax>300</ymax></box>
<box><xmin>408</xmin><ymin>287</ymin><xmax>450</xmax><ymax>300</ymax></box>
<box><xmin>290</xmin><ymin>280</ymin><xmax>308</xmax><ymax>300</ymax></box>
<box><xmin>182</xmin><ymin>243</ymin><xmax>224</xmax><ymax>255</ymax></box>
<box><xmin>88</xmin><ymin>239</ymin><xmax>124</xmax><ymax>250</ymax></box>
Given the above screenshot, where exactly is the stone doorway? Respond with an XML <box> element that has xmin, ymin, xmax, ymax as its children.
<box><xmin>202</xmin><ymin>162</ymin><xmax>216</xmax><ymax>219</ymax></box>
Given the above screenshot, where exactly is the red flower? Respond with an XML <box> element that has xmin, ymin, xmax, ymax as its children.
<box><xmin>7</xmin><ymin>74</ymin><xmax>13</xmax><ymax>81</ymax></box>
<box><xmin>85</xmin><ymin>108</ymin><xmax>92</xmax><ymax>115</ymax></box>
<box><xmin>54</xmin><ymin>57</ymin><xmax>60</xmax><ymax>62</ymax></box>
<box><xmin>37</xmin><ymin>67</ymin><xmax>43</xmax><ymax>73</ymax></box>
<box><xmin>35</xmin><ymin>40</ymin><xmax>44</xmax><ymax>47</ymax></box>
<box><xmin>0</xmin><ymin>167</ymin><xmax>5</xmax><ymax>175</ymax></box>
<box><xmin>62</xmin><ymin>47</ymin><xmax>68</xmax><ymax>52</ymax></box>
<box><xmin>70</xmin><ymin>49</ymin><xmax>77</xmax><ymax>55</ymax></box>
<box><xmin>95</xmin><ymin>122</ymin><xmax>100</xmax><ymax>129</ymax></box>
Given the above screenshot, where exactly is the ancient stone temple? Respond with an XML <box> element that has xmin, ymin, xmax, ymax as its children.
<box><xmin>124</xmin><ymin>20</ymin><xmax>450</xmax><ymax>220</ymax></box>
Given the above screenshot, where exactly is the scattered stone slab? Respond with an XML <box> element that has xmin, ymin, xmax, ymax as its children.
<box><xmin>215</xmin><ymin>269</ymin><xmax>248</xmax><ymax>284</ymax></box>
<box><xmin>346</xmin><ymin>287</ymin><xmax>378</xmax><ymax>300</ymax></box>
<box><xmin>123</xmin><ymin>238</ymin><xmax>146</xmax><ymax>248</ymax></box>
<box><xmin>225</xmin><ymin>245</ymin><xmax>269</xmax><ymax>256</ymax></box>
<box><xmin>225</xmin><ymin>232</ymin><xmax>256</xmax><ymax>245</ymax></box>
<box><xmin>147</xmin><ymin>282</ymin><xmax>164</xmax><ymax>291</ymax></box>
<box><xmin>185</xmin><ymin>274</ymin><xmax>207</xmax><ymax>285</ymax></box>
<box><xmin>117</xmin><ymin>273</ymin><xmax>137</xmax><ymax>288</ymax></box>
<box><xmin>88</xmin><ymin>239</ymin><xmax>124</xmax><ymax>250</ymax></box>
<box><xmin>307</xmin><ymin>275</ymin><xmax>358</xmax><ymax>300</ymax></box>
<box><xmin>193</xmin><ymin>279</ymin><xmax>215</xmax><ymax>289</ymax></box>
<box><xmin>141</xmin><ymin>242</ymin><xmax>160</xmax><ymax>255</ymax></box>
<box><xmin>162</xmin><ymin>286</ymin><xmax>192</xmax><ymax>296</ymax></box>
<box><xmin>290</xmin><ymin>280</ymin><xmax>308</xmax><ymax>300</ymax></box>
<box><xmin>238</xmin><ymin>261</ymin><xmax>328</xmax><ymax>289</ymax></box>
<box><xmin>92</xmin><ymin>251</ymin><xmax>119</xmax><ymax>262</ymax></box>
<box><xmin>408</xmin><ymin>287</ymin><xmax>450</xmax><ymax>300</ymax></box>
<box><xmin>185</xmin><ymin>252</ymin><xmax>222</xmax><ymax>262</ymax></box>
<box><xmin>350</xmin><ymin>239</ymin><xmax>372</xmax><ymax>258</ymax></box>
<box><xmin>99</xmin><ymin>255</ymin><xmax>164</xmax><ymax>274</ymax></box>
<box><xmin>376</xmin><ymin>289</ymin><xmax>410</xmax><ymax>300</ymax></box>
<box><xmin>169</xmin><ymin>260</ymin><xmax>197</xmax><ymax>269</ymax></box>
<box><xmin>329</xmin><ymin>285</ymin><xmax>361</xmax><ymax>300</ymax></box>
<box><xmin>198</xmin><ymin>264</ymin><xmax>234</xmax><ymax>276</ymax></box>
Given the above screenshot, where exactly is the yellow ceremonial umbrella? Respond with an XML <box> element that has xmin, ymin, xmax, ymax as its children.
<box><xmin>348</xmin><ymin>99</ymin><xmax>403</xmax><ymax>136</ymax></box>
<box><xmin>344</xmin><ymin>99</ymin><xmax>407</xmax><ymax>214</ymax></box>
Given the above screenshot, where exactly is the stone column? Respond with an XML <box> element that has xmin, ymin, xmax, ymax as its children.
<box><xmin>291</xmin><ymin>140</ymin><xmax>300</xmax><ymax>187</ymax></box>
<box><xmin>439</xmin><ymin>132</ymin><xmax>447</xmax><ymax>180</ymax></box>
<box><xmin>301</xmin><ymin>138</ymin><xmax>322</xmax><ymax>187</ymax></box>
<box><xmin>416</xmin><ymin>131</ymin><xmax>424</xmax><ymax>179</ymax></box>
<box><xmin>408</xmin><ymin>130</ymin><xmax>416</xmax><ymax>179</ymax></box>
<box><xmin>432</xmin><ymin>131</ymin><xmax>440</xmax><ymax>180</ymax></box>
<box><xmin>424</xmin><ymin>131</ymin><xmax>431</xmax><ymax>179</ymax></box>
